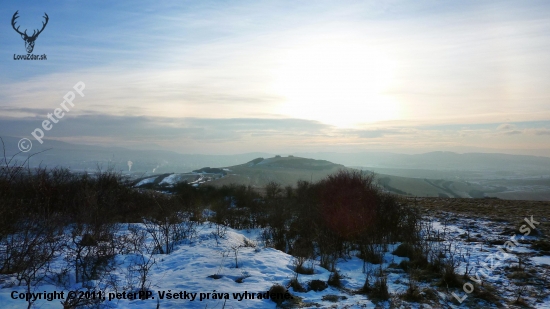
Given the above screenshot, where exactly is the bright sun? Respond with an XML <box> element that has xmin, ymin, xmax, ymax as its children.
<box><xmin>271</xmin><ymin>39</ymin><xmax>399</xmax><ymax>128</ymax></box>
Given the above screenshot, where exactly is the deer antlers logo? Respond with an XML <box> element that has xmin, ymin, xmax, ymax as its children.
<box><xmin>11</xmin><ymin>11</ymin><xmax>49</xmax><ymax>54</ymax></box>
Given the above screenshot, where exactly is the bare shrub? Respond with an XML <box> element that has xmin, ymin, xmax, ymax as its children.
<box><xmin>5</xmin><ymin>215</ymin><xmax>64</xmax><ymax>309</ymax></box>
<box><xmin>269</xmin><ymin>284</ymin><xmax>289</xmax><ymax>304</ymax></box>
<box><xmin>328</xmin><ymin>270</ymin><xmax>343</xmax><ymax>288</ymax></box>
<box><xmin>392</xmin><ymin>243</ymin><xmax>416</xmax><ymax>259</ymax></box>
<box><xmin>230</xmin><ymin>244</ymin><xmax>242</xmax><ymax>268</ymax></box>
<box><xmin>126</xmin><ymin>253</ymin><xmax>156</xmax><ymax>294</ymax></box>
<box><xmin>439</xmin><ymin>246</ymin><xmax>463</xmax><ymax>289</ymax></box>
<box><xmin>370</xmin><ymin>274</ymin><xmax>390</xmax><ymax>300</ymax></box>
<box><xmin>210</xmin><ymin>221</ymin><xmax>228</xmax><ymax>246</ymax></box>
<box><xmin>116</xmin><ymin>224</ymin><xmax>147</xmax><ymax>255</ymax></box>
<box><xmin>308</xmin><ymin>279</ymin><xmax>328</xmax><ymax>292</ymax></box>
<box><xmin>66</xmin><ymin>224</ymin><xmax>117</xmax><ymax>284</ymax></box>
<box><xmin>402</xmin><ymin>269</ymin><xmax>422</xmax><ymax>302</ymax></box>
<box><xmin>288</xmin><ymin>277</ymin><xmax>306</xmax><ymax>292</ymax></box>
<box><xmin>318</xmin><ymin>170</ymin><xmax>378</xmax><ymax>241</ymax></box>
<box><xmin>234</xmin><ymin>270</ymin><xmax>251</xmax><ymax>283</ymax></box>
<box><xmin>291</xmin><ymin>255</ymin><xmax>314</xmax><ymax>275</ymax></box>
<box><xmin>143</xmin><ymin>196</ymin><xmax>199</xmax><ymax>254</ymax></box>
<box><xmin>265</xmin><ymin>181</ymin><xmax>283</xmax><ymax>200</ymax></box>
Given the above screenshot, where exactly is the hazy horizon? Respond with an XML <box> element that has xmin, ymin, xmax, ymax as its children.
<box><xmin>2</xmin><ymin>1</ymin><xmax>550</xmax><ymax>156</ymax></box>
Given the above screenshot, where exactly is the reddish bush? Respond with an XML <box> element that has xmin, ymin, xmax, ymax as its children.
<box><xmin>318</xmin><ymin>170</ymin><xmax>378</xmax><ymax>240</ymax></box>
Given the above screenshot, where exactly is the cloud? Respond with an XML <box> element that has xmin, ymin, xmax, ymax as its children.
<box><xmin>533</xmin><ymin>128</ymin><xmax>550</xmax><ymax>135</ymax></box>
<box><xmin>503</xmin><ymin>130</ymin><xmax>522</xmax><ymax>135</ymax></box>
<box><xmin>2</xmin><ymin>111</ymin><xmax>550</xmax><ymax>154</ymax></box>
<box><xmin>353</xmin><ymin>129</ymin><xmax>400</xmax><ymax>139</ymax></box>
<box><xmin>497</xmin><ymin>123</ymin><xmax>516</xmax><ymax>131</ymax></box>
<box><xmin>0</xmin><ymin>113</ymin><xmax>332</xmax><ymax>143</ymax></box>
<box><xmin>496</xmin><ymin>126</ymin><xmax>550</xmax><ymax>136</ymax></box>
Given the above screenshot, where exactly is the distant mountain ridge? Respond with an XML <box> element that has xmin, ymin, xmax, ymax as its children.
<box><xmin>294</xmin><ymin>151</ymin><xmax>550</xmax><ymax>173</ymax></box>
<box><xmin>2</xmin><ymin>136</ymin><xmax>550</xmax><ymax>176</ymax></box>
<box><xmin>0</xmin><ymin>136</ymin><xmax>270</xmax><ymax>173</ymax></box>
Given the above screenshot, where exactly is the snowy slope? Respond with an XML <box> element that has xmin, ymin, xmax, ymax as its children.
<box><xmin>1</xmin><ymin>216</ymin><xmax>549</xmax><ymax>308</ymax></box>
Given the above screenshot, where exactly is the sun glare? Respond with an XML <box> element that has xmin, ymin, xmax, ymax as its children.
<box><xmin>272</xmin><ymin>39</ymin><xmax>399</xmax><ymax>128</ymax></box>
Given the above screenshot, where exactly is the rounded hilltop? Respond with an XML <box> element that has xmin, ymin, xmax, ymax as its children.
<box><xmin>209</xmin><ymin>156</ymin><xmax>350</xmax><ymax>188</ymax></box>
<box><xmin>243</xmin><ymin>155</ymin><xmax>343</xmax><ymax>170</ymax></box>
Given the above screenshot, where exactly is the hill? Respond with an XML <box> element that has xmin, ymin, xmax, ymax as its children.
<box><xmin>4</xmin><ymin>137</ymin><xmax>550</xmax><ymax>200</ymax></box>
<box><xmin>207</xmin><ymin>156</ymin><xmax>349</xmax><ymax>188</ymax></box>
<box><xmin>129</xmin><ymin>155</ymin><xmax>550</xmax><ymax>200</ymax></box>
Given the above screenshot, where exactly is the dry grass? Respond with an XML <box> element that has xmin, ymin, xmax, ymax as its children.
<box><xmin>406</xmin><ymin>197</ymin><xmax>550</xmax><ymax>240</ymax></box>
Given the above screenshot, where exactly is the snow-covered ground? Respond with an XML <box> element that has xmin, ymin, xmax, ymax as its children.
<box><xmin>159</xmin><ymin>174</ymin><xmax>180</xmax><ymax>186</ymax></box>
<box><xmin>0</xmin><ymin>214</ymin><xmax>549</xmax><ymax>308</ymax></box>
<box><xmin>135</xmin><ymin>177</ymin><xmax>156</xmax><ymax>187</ymax></box>
<box><xmin>427</xmin><ymin>213</ymin><xmax>550</xmax><ymax>308</ymax></box>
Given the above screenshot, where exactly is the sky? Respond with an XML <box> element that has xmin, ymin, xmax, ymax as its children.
<box><xmin>1</xmin><ymin>0</ymin><xmax>550</xmax><ymax>155</ymax></box>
